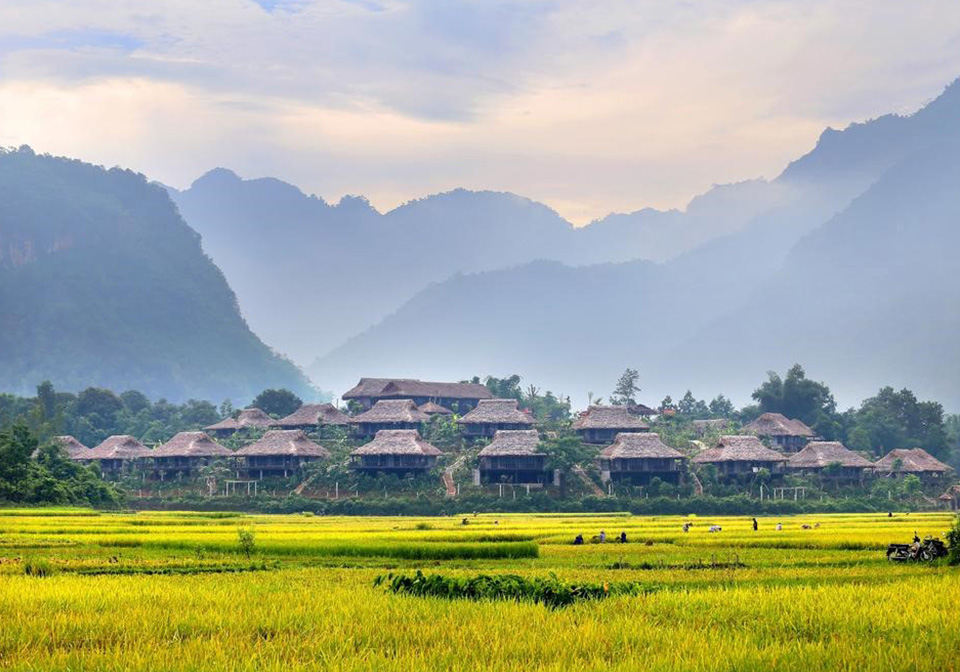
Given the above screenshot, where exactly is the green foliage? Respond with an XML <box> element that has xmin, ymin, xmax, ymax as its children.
<box><xmin>250</xmin><ymin>389</ymin><xmax>303</xmax><ymax>417</ymax></box>
<box><xmin>376</xmin><ymin>571</ymin><xmax>646</xmax><ymax>609</ymax></box>
<box><xmin>540</xmin><ymin>435</ymin><xmax>592</xmax><ymax>472</ymax></box>
<box><xmin>853</xmin><ymin>387</ymin><xmax>948</xmax><ymax>458</ymax></box>
<box><xmin>237</xmin><ymin>527</ymin><xmax>256</xmax><ymax>560</ymax></box>
<box><xmin>0</xmin><ymin>147</ymin><xmax>316</xmax><ymax>403</ymax></box>
<box><xmin>479</xmin><ymin>374</ymin><xmax>571</xmax><ymax>425</ymax></box>
<box><xmin>751</xmin><ymin>364</ymin><xmax>838</xmax><ymax>436</ymax></box>
<box><xmin>23</xmin><ymin>558</ymin><xmax>57</xmax><ymax>578</ymax></box>
<box><xmin>610</xmin><ymin>368</ymin><xmax>640</xmax><ymax>406</ymax></box>
<box><xmin>946</xmin><ymin>516</ymin><xmax>960</xmax><ymax>566</ymax></box>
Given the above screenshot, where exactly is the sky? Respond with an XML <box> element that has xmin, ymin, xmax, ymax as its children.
<box><xmin>1</xmin><ymin>0</ymin><xmax>959</xmax><ymax>223</ymax></box>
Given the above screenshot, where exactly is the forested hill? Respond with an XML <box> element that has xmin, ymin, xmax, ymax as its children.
<box><xmin>0</xmin><ymin>147</ymin><xmax>316</xmax><ymax>403</ymax></box>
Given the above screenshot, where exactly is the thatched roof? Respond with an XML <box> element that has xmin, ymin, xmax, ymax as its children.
<box><xmin>572</xmin><ymin>405</ymin><xmax>649</xmax><ymax>430</ymax></box>
<box><xmin>479</xmin><ymin>430</ymin><xmax>544</xmax><ymax>457</ymax></box>
<box><xmin>458</xmin><ymin>399</ymin><xmax>534</xmax><ymax>426</ymax></box>
<box><xmin>86</xmin><ymin>435</ymin><xmax>151</xmax><ymax>460</ymax></box>
<box><xmin>875</xmin><ymin>448</ymin><xmax>952</xmax><ymax>474</ymax></box>
<box><xmin>692</xmin><ymin>435</ymin><xmax>785</xmax><ymax>464</ymax></box>
<box><xmin>939</xmin><ymin>484</ymin><xmax>960</xmax><ymax>500</ymax></box>
<box><xmin>343</xmin><ymin>378</ymin><xmax>493</xmax><ymax>401</ymax></box>
<box><xmin>351</xmin><ymin>399</ymin><xmax>430</xmax><ymax>424</ymax></box>
<box><xmin>742</xmin><ymin>413</ymin><xmax>815</xmax><ymax>437</ymax></box>
<box><xmin>153</xmin><ymin>432</ymin><xmax>232</xmax><ymax>458</ymax></box>
<box><xmin>787</xmin><ymin>441</ymin><xmax>873</xmax><ymax>469</ymax></box>
<box><xmin>204</xmin><ymin>417</ymin><xmax>239</xmax><ymax>431</ymax></box>
<box><xmin>235</xmin><ymin>430</ymin><xmax>331</xmax><ymax>458</ymax></box>
<box><xmin>418</xmin><ymin>401</ymin><xmax>453</xmax><ymax>416</ymax></box>
<box><xmin>236</xmin><ymin>408</ymin><xmax>275</xmax><ymax>428</ymax></box>
<box><xmin>628</xmin><ymin>403</ymin><xmax>657</xmax><ymax>416</ymax></box>
<box><xmin>54</xmin><ymin>435</ymin><xmax>89</xmax><ymax>458</ymax></box>
<box><xmin>599</xmin><ymin>433</ymin><xmax>686</xmax><ymax>460</ymax></box>
<box><xmin>351</xmin><ymin>430</ymin><xmax>443</xmax><ymax>456</ymax></box>
<box><xmin>273</xmin><ymin>403</ymin><xmax>350</xmax><ymax>428</ymax></box>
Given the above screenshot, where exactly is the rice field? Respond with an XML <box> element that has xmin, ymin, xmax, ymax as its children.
<box><xmin>0</xmin><ymin>509</ymin><xmax>957</xmax><ymax>671</ymax></box>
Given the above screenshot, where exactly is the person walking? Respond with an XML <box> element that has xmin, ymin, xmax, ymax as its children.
<box><xmin>752</xmin><ymin>518</ymin><xmax>758</xmax><ymax>532</ymax></box>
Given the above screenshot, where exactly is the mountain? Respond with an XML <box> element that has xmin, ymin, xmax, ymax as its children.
<box><xmin>309</xmin><ymin>78</ymin><xmax>960</xmax><ymax>409</ymax></box>
<box><xmin>170</xmin><ymin>162</ymin><xmax>827</xmax><ymax>364</ymax></box>
<box><xmin>0</xmin><ymin>147</ymin><xmax>318</xmax><ymax>403</ymax></box>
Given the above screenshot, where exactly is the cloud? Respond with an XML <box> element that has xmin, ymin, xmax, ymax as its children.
<box><xmin>0</xmin><ymin>0</ymin><xmax>958</xmax><ymax>222</ymax></box>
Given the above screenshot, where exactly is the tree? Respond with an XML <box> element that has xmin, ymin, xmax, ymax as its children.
<box><xmin>708</xmin><ymin>394</ymin><xmax>735</xmax><ymax>418</ymax></box>
<box><xmin>751</xmin><ymin>365</ymin><xmax>838</xmax><ymax>435</ymax></box>
<box><xmin>76</xmin><ymin>388</ymin><xmax>124</xmax><ymax>423</ymax></box>
<box><xmin>120</xmin><ymin>390</ymin><xmax>151</xmax><ymax>415</ymax></box>
<box><xmin>610</xmin><ymin>368</ymin><xmax>640</xmax><ymax>406</ymax></box>
<box><xmin>483</xmin><ymin>375</ymin><xmax>523</xmax><ymax>401</ymax></box>
<box><xmin>237</xmin><ymin>527</ymin><xmax>256</xmax><ymax>560</ymax></box>
<box><xmin>251</xmin><ymin>389</ymin><xmax>303</xmax><ymax>417</ymax></box>
<box><xmin>660</xmin><ymin>396</ymin><xmax>675</xmax><ymax>412</ymax></box>
<box><xmin>540</xmin><ymin>436</ymin><xmax>593</xmax><ymax>473</ymax></box>
<box><xmin>851</xmin><ymin>387</ymin><xmax>948</xmax><ymax>458</ymax></box>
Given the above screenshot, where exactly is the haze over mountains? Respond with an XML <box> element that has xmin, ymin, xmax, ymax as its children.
<box><xmin>310</xmin><ymin>78</ymin><xmax>960</xmax><ymax>409</ymax></box>
<box><xmin>0</xmin><ymin>148</ymin><xmax>316</xmax><ymax>403</ymax></box>
<box><xmin>166</xmin><ymin>78</ymin><xmax>960</xmax><ymax>409</ymax></box>
<box><xmin>3</xmin><ymin>78</ymin><xmax>958</xmax><ymax>409</ymax></box>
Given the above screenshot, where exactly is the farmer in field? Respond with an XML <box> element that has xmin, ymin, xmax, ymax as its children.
<box><xmin>682</xmin><ymin>522</ymin><xmax>690</xmax><ymax>533</ymax></box>
<box><xmin>619</xmin><ymin>531</ymin><xmax>627</xmax><ymax>544</ymax></box>
<box><xmin>752</xmin><ymin>518</ymin><xmax>758</xmax><ymax>531</ymax></box>
<box><xmin>599</xmin><ymin>530</ymin><xmax>606</xmax><ymax>543</ymax></box>
<box><xmin>574</xmin><ymin>533</ymin><xmax>584</xmax><ymax>545</ymax></box>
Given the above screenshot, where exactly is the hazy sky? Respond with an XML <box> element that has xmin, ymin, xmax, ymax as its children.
<box><xmin>1</xmin><ymin>1</ymin><xmax>959</xmax><ymax>223</ymax></box>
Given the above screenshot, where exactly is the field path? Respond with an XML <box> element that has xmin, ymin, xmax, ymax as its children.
<box><xmin>572</xmin><ymin>464</ymin><xmax>605</xmax><ymax>497</ymax></box>
<box><xmin>443</xmin><ymin>455</ymin><xmax>467</xmax><ymax>497</ymax></box>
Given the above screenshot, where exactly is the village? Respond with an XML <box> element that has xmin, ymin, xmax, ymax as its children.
<box><xmin>50</xmin><ymin>377</ymin><xmax>959</xmax><ymax>509</ymax></box>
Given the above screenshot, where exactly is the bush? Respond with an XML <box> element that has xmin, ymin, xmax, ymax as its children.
<box><xmin>946</xmin><ymin>515</ymin><xmax>960</xmax><ymax>566</ymax></box>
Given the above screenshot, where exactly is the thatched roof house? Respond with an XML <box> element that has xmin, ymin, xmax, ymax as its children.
<box><xmin>786</xmin><ymin>441</ymin><xmax>873</xmax><ymax>479</ymax></box>
<box><xmin>350</xmin><ymin>399</ymin><xmax>430</xmax><ymax>438</ymax></box>
<box><xmin>572</xmin><ymin>405</ymin><xmax>649</xmax><ymax>443</ymax></box>
<box><xmin>418</xmin><ymin>401</ymin><xmax>453</xmax><ymax>416</ymax></box>
<box><xmin>54</xmin><ymin>435</ymin><xmax>89</xmax><ymax>458</ymax></box>
<box><xmin>350</xmin><ymin>429</ymin><xmax>443</xmax><ymax>473</ymax></box>
<box><xmin>477</xmin><ymin>430</ymin><xmax>549</xmax><ymax>485</ymax></box>
<box><xmin>692</xmin><ymin>435</ymin><xmax>786</xmax><ymax>475</ymax></box>
<box><xmin>742</xmin><ymin>412</ymin><xmax>814</xmax><ymax>452</ymax></box>
<box><xmin>235</xmin><ymin>429</ymin><xmax>330</xmax><ymax>478</ymax></box>
<box><xmin>458</xmin><ymin>399</ymin><xmax>534</xmax><ymax>437</ymax></box>
<box><xmin>343</xmin><ymin>378</ymin><xmax>493</xmax><ymax>411</ymax></box>
<box><xmin>273</xmin><ymin>403</ymin><xmax>350</xmax><ymax>430</ymax></box>
<box><xmin>875</xmin><ymin>448</ymin><xmax>952</xmax><ymax>480</ymax></box>
<box><xmin>81</xmin><ymin>435</ymin><xmax>151</xmax><ymax>475</ymax></box>
<box><xmin>939</xmin><ymin>484</ymin><xmax>960</xmax><ymax>510</ymax></box>
<box><xmin>596</xmin><ymin>433</ymin><xmax>687</xmax><ymax>484</ymax></box>
<box><xmin>151</xmin><ymin>432</ymin><xmax>232</xmax><ymax>477</ymax></box>
<box><xmin>204</xmin><ymin>408</ymin><xmax>275</xmax><ymax>436</ymax></box>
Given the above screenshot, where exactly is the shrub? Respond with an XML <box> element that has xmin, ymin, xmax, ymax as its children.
<box><xmin>946</xmin><ymin>515</ymin><xmax>960</xmax><ymax>566</ymax></box>
<box><xmin>237</xmin><ymin>527</ymin><xmax>256</xmax><ymax>560</ymax></box>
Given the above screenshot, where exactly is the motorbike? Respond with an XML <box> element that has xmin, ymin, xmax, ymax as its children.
<box><xmin>886</xmin><ymin>533</ymin><xmax>948</xmax><ymax>562</ymax></box>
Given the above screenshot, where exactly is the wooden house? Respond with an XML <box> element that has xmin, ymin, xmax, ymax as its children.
<box><xmin>151</xmin><ymin>432</ymin><xmax>232</xmax><ymax>479</ymax></box>
<box><xmin>742</xmin><ymin>413</ymin><xmax>814</xmax><ymax>453</ymax></box>
<box><xmin>692</xmin><ymin>435</ymin><xmax>786</xmax><ymax>477</ymax></box>
<box><xmin>350</xmin><ymin>399</ymin><xmax>430</xmax><ymax>439</ymax></box>
<box><xmin>234</xmin><ymin>430</ymin><xmax>330</xmax><ymax>479</ymax></box>
<box><xmin>204</xmin><ymin>408</ymin><xmax>274</xmax><ymax>437</ymax></box>
<box><xmin>78</xmin><ymin>435</ymin><xmax>151</xmax><ymax>477</ymax></box>
<box><xmin>350</xmin><ymin>429</ymin><xmax>443</xmax><ymax>475</ymax></box>
<box><xmin>596</xmin><ymin>433</ymin><xmax>687</xmax><ymax>484</ymax></box>
<box><xmin>272</xmin><ymin>403</ymin><xmax>350</xmax><ymax>431</ymax></box>
<box><xmin>785</xmin><ymin>441</ymin><xmax>873</xmax><ymax>481</ymax></box>
<box><xmin>458</xmin><ymin>399</ymin><xmax>535</xmax><ymax>438</ymax></box>
<box><xmin>939</xmin><ymin>484</ymin><xmax>960</xmax><ymax>511</ymax></box>
<box><xmin>874</xmin><ymin>448</ymin><xmax>952</xmax><ymax>482</ymax></box>
<box><xmin>572</xmin><ymin>405</ymin><xmax>649</xmax><ymax>444</ymax></box>
<box><xmin>476</xmin><ymin>430</ymin><xmax>548</xmax><ymax>484</ymax></box>
<box><xmin>342</xmin><ymin>378</ymin><xmax>493</xmax><ymax>412</ymax></box>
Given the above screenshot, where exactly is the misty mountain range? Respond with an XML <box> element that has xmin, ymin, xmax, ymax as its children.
<box><xmin>170</xmin><ymin>78</ymin><xmax>960</xmax><ymax>409</ymax></box>
<box><xmin>2</xmin><ymin>78</ymin><xmax>958</xmax><ymax>409</ymax></box>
